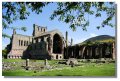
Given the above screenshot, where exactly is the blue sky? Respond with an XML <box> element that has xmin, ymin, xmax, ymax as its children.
<box><xmin>2</xmin><ymin>3</ymin><xmax>115</xmax><ymax>49</ymax></box>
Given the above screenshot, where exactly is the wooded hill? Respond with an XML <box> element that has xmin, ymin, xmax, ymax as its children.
<box><xmin>78</xmin><ymin>35</ymin><xmax>115</xmax><ymax>45</ymax></box>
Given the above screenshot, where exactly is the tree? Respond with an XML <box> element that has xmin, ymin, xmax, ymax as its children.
<box><xmin>2</xmin><ymin>2</ymin><xmax>48</xmax><ymax>38</ymax></box>
<box><xmin>2</xmin><ymin>2</ymin><xmax>115</xmax><ymax>38</ymax></box>
<box><xmin>2</xmin><ymin>49</ymin><xmax>7</xmax><ymax>58</ymax></box>
<box><xmin>50</xmin><ymin>2</ymin><xmax>115</xmax><ymax>31</ymax></box>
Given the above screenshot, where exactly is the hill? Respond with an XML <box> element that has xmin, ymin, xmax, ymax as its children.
<box><xmin>79</xmin><ymin>35</ymin><xmax>115</xmax><ymax>45</ymax></box>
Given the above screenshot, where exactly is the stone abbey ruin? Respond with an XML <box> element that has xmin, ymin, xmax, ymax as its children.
<box><xmin>7</xmin><ymin>24</ymin><xmax>116</xmax><ymax>60</ymax></box>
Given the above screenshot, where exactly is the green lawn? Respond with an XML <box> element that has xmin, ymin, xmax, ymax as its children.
<box><xmin>2</xmin><ymin>59</ymin><xmax>116</xmax><ymax>76</ymax></box>
<box><xmin>2</xmin><ymin>59</ymin><xmax>25</xmax><ymax>62</ymax></box>
<box><xmin>35</xmin><ymin>63</ymin><xmax>116</xmax><ymax>76</ymax></box>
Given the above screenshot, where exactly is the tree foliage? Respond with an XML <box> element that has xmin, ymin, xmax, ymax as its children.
<box><xmin>2</xmin><ymin>49</ymin><xmax>7</xmax><ymax>58</ymax></box>
<box><xmin>2</xmin><ymin>2</ymin><xmax>48</xmax><ymax>38</ymax></box>
<box><xmin>50</xmin><ymin>2</ymin><xmax>115</xmax><ymax>31</ymax></box>
<box><xmin>2</xmin><ymin>2</ymin><xmax>116</xmax><ymax>38</ymax></box>
<box><xmin>80</xmin><ymin>38</ymin><xmax>114</xmax><ymax>46</ymax></box>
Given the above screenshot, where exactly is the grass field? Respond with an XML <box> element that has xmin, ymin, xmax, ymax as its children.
<box><xmin>2</xmin><ymin>59</ymin><xmax>116</xmax><ymax>77</ymax></box>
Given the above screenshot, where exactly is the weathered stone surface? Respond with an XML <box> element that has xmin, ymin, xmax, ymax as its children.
<box><xmin>66</xmin><ymin>58</ymin><xmax>78</xmax><ymax>65</ymax></box>
<box><xmin>43</xmin><ymin>59</ymin><xmax>51</xmax><ymax>70</ymax></box>
<box><xmin>6</xmin><ymin>24</ymin><xmax>115</xmax><ymax>60</ymax></box>
<box><xmin>44</xmin><ymin>59</ymin><xmax>48</xmax><ymax>66</ymax></box>
<box><xmin>7</xmin><ymin>24</ymin><xmax>64</xmax><ymax>60</ymax></box>
<box><xmin>26</xmin><ymin>59</ymin><xmax>29</xmax><ymax>66</ymax></box>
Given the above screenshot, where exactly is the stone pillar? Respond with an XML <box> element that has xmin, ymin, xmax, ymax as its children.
<box><xmin>73</xmin><ymin>47</ymin><xmax>75</xmax><ymax>58</ymax></box>
<box><xmin>61</xmin><ymin>37</ymin><xmax>64</xmax><ymax>55</ymax></box>
<box><xmin>66</xmin><ymin>31</ymin><xmax>68</xmax><ymax>47</ymax></box>
<box><xmin>90</xmin><ymin>47</ymin><xmax>92</xmax><ymax>59</ymax></box>
<box><xmin>26</xmin><ymin>59</ymin><xmax>29</xmax><ymax>67</ymax></box>
<box><xmin>98</xmin><ymin>47</ymin><xmax>101</xmax><ymax>59</ymax></box>
<box><xmin>34</xmin><ymin>39</ymin><xmax>36</xmax><ymax>43</ymax></box>
<box><xmin>66</xmin><ymin>31</ymin><xmax>68</xmax><ymax>58</ymax></box>
<box><xmin>71</xmin><ymin>38</ymin><xmax>73</xmax><ymax>46</ymax></box>
<box><xmin>32</xmin><ymin>38</ymin><xmax>34</xmax><ymax>43</ymax></box>
<box><xmin>82</xmin><ymin>46</ymin><xmax>86</xmax><ymax>59</ymax></box>
<box><xmin>112</xmin><ymin>42</ymin><xmax>115</xmax><ymax>59</ymax></box>
<box><xmin>44</xmin><ymin>59</ymin><xmax>48</xmax><ymax>66</ymax></box>
<box><xmin>48</xmin><ymin>35</ymin><xmax>52</xmax><ymax>54</ymax></box>
<box><xmin>13</xmin><ymin>56</ymin><xmax>15</xmax><ymax>59</ymax></box>
<box><xmin>100</xmin><ymin>47</ymin><xmax>102</xmax><ymax>59</ymax></box>
<box><xmin>13</xmin><ymin>29</ymin><xmax>16</xmax><ymax>35</ymax></box>
<box><xmin>87</xmin><ymin>48</ymin><xmax>89</xmax><ymax>56</ymax></box>
<box><xmin>15</xmin><ymin>56</ymin><xmax>17</xmax><ymax>59</ymax></box>
<box><xmin>105</xmin><ymin>45</ymin><xmax>110</xmax><ymax>58</ymax></box>
<box><xmin>79</xmin><ymin>50</ymin><xmax>81</xmax><ymax>58</ymax></box>
<box><xmin>72</xmin><ymin>49</ymin><xmax>73</xmax><ymax>57</ymax></box>
<box><xmin>46</xmin><ymin>41</ymin><xmax>49</xmax><ymax>51</ymax></box>
<box><xmin>95</xmin><ymin>47</ymin><xmax>99</xmax><ymax>56</ymax></box>
<box><xmin>51</xmin><ymin>38</ymin><xmax>53</xmax><ymax>54</ymax></box>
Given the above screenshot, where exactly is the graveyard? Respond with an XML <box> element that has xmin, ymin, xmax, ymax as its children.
<box><xmin>2</xmin><ymin>59</ymin><xmax>115</xmax><ymax>76</ymax></box>
<box><xmin>2</xmin><ymin>2</ymin><xmax>116</xmax><ymax>77</ymax></box>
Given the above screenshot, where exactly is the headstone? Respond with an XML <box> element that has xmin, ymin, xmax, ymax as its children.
<box><xmin>66</xmin><ymin>58</ymin><xmax>78</xmax><ymax>66</ymax></box>
<box><xmin>44</xmin><ymin>59</ymin><xmax>48</xmax><ymax>66</ymax></box>
<box><xmin>70</xmin><ymin>61</ymin><xmax>74</xmax><ymax>67</ymax></box>
<box><xmin>25</xmin><ymin>59</ymin><xmax>29</xmax><ymax>70</ymax></box>
<box><xmin>44</xmin><ymin>59</ymin><xmax>51</xmax><ymax>70</ymax></box>
<box><xmin>26</xmin><ymin>59</ymin><xmax>29</xmax><ymax>67</ymax></box>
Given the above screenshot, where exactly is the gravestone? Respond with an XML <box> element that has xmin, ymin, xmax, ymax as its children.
<box><xmin>25</xmin><ymin>59</ymin><xmax>29</xmax><ymax>70</ymax></box>
<box><xmin>70</xmin><ymin>61</ymin><xmax>74</xmax><ymax>67</ymax></box>
<box><xmin>66</xmin><ymin>58</ymin><xmax>78</xmax><ymax>66</ymax></box>
<box><xmin>26</xmin><ymin>59</ymin><xmax>29</xmax><ymax>66</ymax></box>
<box><xmin>44</xmin><ymin>59</ymin><xmax>48</xmax><ymax>66</ymax></box>
<box><xmin>44</xmin><ymin>59</ymin><xmax>51</xmax><ymax>70</ymax></box>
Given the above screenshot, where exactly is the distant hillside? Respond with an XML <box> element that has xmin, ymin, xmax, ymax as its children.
<box><xmin>79</xmin><ymin>35</ymin><xmax>115</xmax><ymax>45</ymax></box>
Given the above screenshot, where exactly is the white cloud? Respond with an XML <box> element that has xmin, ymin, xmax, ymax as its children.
<box><xmin>74</xmin><ymin>38</ymin><xmax>86</xmax><ymax>44</ymax></box>
<box><xmin>67</xmin><ymin>33</ymin><xmax>98</xmax><ymax>45</ymax></box>
<box><xmin>90</xmin><ymin>33</ymin><xmax>98</xmax><ymax>37</ymax></box>
<box><xmin>73</xmin><ymin>33</ymin><xmax>98</xmax><ymax>44</ymax></box>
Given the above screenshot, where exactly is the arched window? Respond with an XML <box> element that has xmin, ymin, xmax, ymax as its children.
<box><xmin>53</xmin><ymin>34</ymin><xmax>62</xmax><ymax>54</ymax></box>
<box><xmin>19</xmin><ymin>40</ymin><xmax>20</xmax><ymax>46</ymax></box>
<box><xmin>26</xmin><ymin>41</ymin><xmax>29</xmax><ymax>46</ymax></box>
<box><xmin>44</xmin><ymin>29</ymin><xmax>45</xmax><ymax>32</ymax></box>
<box><xmin>32</xmin><ymin>38</ymin><xmax>34</xmax><ymax>43</ymax></box>
<box><xmin>21</xmin><ymin>40</ymin><xmax>23</xmax><ymax>46</ymax></box>
<box><xmin>41</xmin><ymin>28</ymin><xmax>42</xmax><ymax>32</ymax></box>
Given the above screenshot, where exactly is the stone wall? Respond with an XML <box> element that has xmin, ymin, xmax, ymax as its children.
<box><xmin>7</xmin><ymin>33</ymin><xmax>33</xmax><ymax>59</ymax></box>
<box><xmin>7</xmin><ymin>25</ymin><xmax>64</xmax><ymax>60</ymax></box>
<box><xmin>64</xmin><ymin>42</ymin><xmax>115</xmax><ymax>60</ymax></box>
<box><xmin>32</xmin><ymin>24</ymin><xmax>47</xmax><ymax>37</ymax></box>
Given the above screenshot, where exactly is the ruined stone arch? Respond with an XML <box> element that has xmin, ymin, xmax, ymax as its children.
<box><xmin>53</xmin><ymin>33</ymin><xmax>62</xmax><ymax>54</ymax></box>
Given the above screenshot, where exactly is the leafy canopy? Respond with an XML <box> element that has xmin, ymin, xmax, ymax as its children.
<box><xmin>2</xmin><ymin>2</ymin><xmax>48</xmax><ymax>38</ymax></box>
<box><xmin>2</xmin><ymin>2</ymin><xmax>115</xmax><ymax>38</ymax></box>
<box><xmin>50</xmin><ymin>2</ymin><xmax>115</xmax><ymax>31</ymax></box>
